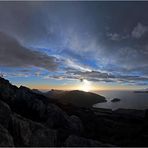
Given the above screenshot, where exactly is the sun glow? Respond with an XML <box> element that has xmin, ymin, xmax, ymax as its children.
<box><xmin>79</xmin><ymin>79</ymin><xmax>92</xmax><ymax>92</ymax></box>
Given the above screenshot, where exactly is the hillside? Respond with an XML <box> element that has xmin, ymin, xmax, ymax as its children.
<box><xmin>42</xmin><ymin>90</ymin><xmax>106</xmax><ymax>107</ymax></box>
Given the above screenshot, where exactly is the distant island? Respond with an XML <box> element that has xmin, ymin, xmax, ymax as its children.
<box><xmin>134</xmin><ymin>91</ymin><xmax>148</xmax><ymax>93</ymax></box>
<box><xmin>111</xmin><ymin>98</ymin><xmax>121</xmax><ymax>102</ymax></box>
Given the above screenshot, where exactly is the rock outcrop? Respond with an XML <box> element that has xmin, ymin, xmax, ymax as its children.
<box><xmin>0</xmin><ymin>99</ymin><xmax>11</xmax><ymax>128</ymax></box>
<box><xmin>0</xmin><ymin>124</ymin><xmax>14</xmax><ymax>147</ymax></box>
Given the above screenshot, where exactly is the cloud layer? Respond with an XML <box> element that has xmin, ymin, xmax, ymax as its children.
<box><xmin>0</xmin><ymin>32</ymin><xmax>58</xmax><ymax>70</ymax></box>
<box><xmin>0</xmin><ymin>2</ymin><xmax>148</xmax><ymax>87</ymax></box>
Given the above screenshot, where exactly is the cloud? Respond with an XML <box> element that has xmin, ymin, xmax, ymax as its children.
<box><xmin>64</xmin><ymin>59</ymin><xmax>92</xmax><ymax>72</ymax></box>
<box><xmin>131</xmin><ymin>23</ymin><xmax>148</xmax><ymax>39</ymax></box>
<box><xmin>107</xmin><ymin>32</ymin><xmax>129</xmax><ymax>41</ymax></box>
<box><xmin>107</xmin><ymin>33</ymin><xmax>120</xmax><ymax>41</ymax></box>
<box><xmin>43</xmin><ymin>68</ymin><xmax>148</xmax><ymax>85</ymax></box>
<box><xmin>0</xmin><ymin>32</ymin><xmax>58</xmax><ymax>71</ymax></box>
<box><xmin>0</xmin><ymin>2</ymin><xmax>148</xmax><ymax>87</ymax></box>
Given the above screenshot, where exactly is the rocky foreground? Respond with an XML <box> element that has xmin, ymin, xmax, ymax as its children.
<box><xmin>1</xmin><ymin>77</ymin><xmax>148</xmax><ymax>147</ymax></box>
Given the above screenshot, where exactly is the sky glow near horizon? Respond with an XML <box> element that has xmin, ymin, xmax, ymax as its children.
<box><xmin>0</xmin><ymin>1</ymin><xmax>148</xmax><ymax>91</ymax></box>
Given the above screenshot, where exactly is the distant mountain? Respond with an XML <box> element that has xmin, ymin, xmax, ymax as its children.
<box><xmin>44</xmin><ymin>89</ymin><xmax>65</xmax><ymax>98</ymax></box>
<box><xmin>32</xmin><ymin>89</ymin><xmax>43</xmax><ymax>95</ymax></box>
<box><xmin>134</xmin><ymin>88</ymin><xmax>148</xmax><ymax>93</ymax></box>
<box><xmin>44</xmin><ymin>90</ymin><xmax>107</xmax><ymax>108</ymax></box>
<box><xmin>134</xmin><ymin>90</ymin><xmax>148</xmax><ymax>93</ymax></box>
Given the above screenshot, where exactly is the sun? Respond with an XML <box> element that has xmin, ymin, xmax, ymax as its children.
<box><xmin>79</xmin><ymin>79</ymin><xmax>92</xmax><ymax>92</ymax></box>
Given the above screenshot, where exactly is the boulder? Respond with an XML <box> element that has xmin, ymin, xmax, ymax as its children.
<box><xmin>0</xmin><ymin>124</ymin><xmax>14</xmax><ymax>146</ymax></box>
<box><xmin>45</xmin><ymin>104</ymin><xmax>71</xmax><ymax>129</ymax></box>
<box><xmin>12</xmin><ymin>86</ymin><xmax>48</xmax><ymax>121</ymax></box>
<box><xmin>0</xmin><ymin>77</ymin><xmax>17</xmax><ymax>104</ymax></box>
<box><xmin>10</xmin><ymin>113</ymin><xmax>58</xmax><ymax>147</ymax></box>
<box><xmin>30</xmin><ymin>127</ymin><xmax>57</xmax><ymax>147</ymax></box>
<box><xmin>69</xmin><ymin>115</ymin><xmax>83</xmax><ymax>134</ymax></box>
<box><xmin>10</xmin><ymin>113</ymin><xmax>32</xmax><ymax>146</ymax></box>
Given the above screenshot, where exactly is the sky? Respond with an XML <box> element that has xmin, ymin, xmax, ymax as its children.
<box><xmin>0</xmin><ymin>1</ymin><xmax>148</xmax><ymax>91</ymax></box>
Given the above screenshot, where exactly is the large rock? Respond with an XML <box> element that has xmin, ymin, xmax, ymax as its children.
<box><xmin>30</xmin><ymin>127</ymin><xmax>57</xmax><ymax>147</ymax></box>
<box><xmin>0</xmin><ymin>124</ymin><xmax>14</xmax><ymax>147</ymax></box>
<box><xmin>0</xmin><ymin>77</ymin><xmax>17</xmax><ymax>104</ymax></box>
<box><xmin>10</xmin><ymin>113</ymin><xmax>58</xmax><ymax>147</ymax></box>
<box><xmin>45</xmin><ymin>104</ymin><xmax>71</xmax><ymax>129</ymax></box>
<box><xmin>69</xmin><ymin>115</ymin><xmax>83</xmax><ymax>134</ymax></box>
<box><xmin>12</xmin><ymin>86</ymin><xmax>48</xmax><ymax>121</ymax></box>
<box><xmin>10</xmin><ymin>113</ymin><xmax>32</xmax><ymax>146</ymax></box>
<box><xmin>0</xmin><ymin>100</ymin><xmax>11</xmax><ymax>128</ymax></box>
<box><xmin>45</xmin><ymin>104</ymin><xmax>84</xmax><ymax>135</ymax></box>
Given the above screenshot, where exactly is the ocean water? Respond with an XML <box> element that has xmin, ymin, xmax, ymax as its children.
<box><xmin>93</xmin><ymin>90</ymin><xmax>148</xmax><ymax>110</ymax></box>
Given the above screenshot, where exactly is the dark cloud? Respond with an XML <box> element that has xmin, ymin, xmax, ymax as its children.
<box><xmin>0</xmin><ymin>32</ymin><xmax>58</xmax><ymax>70</ymax></box>
<box><xmin>44</xmin><ymin>69</ymin><xmax>148</xmax><ymax>85</ymax></box>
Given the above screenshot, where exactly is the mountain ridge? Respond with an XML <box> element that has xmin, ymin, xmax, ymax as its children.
<box><xmin>36</xmin><ymin>89</ymin><xmax>107</xmax><ymax>108</ymax></box>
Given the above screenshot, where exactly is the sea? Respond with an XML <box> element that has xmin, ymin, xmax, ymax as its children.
<box><xmin>93</xmin><ymin>90</ymin><xmax>148</xmax><ymax>110</ymax></box>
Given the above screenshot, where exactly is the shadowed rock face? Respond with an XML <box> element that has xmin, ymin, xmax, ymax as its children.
<box><xmin>0</xmin><ymin>100</ymin><xmax>11</xmax><ymax>128</ymax></box>
<box><xmin>10</xmin><ymin>113</ymin><xmax>58</xmax><ymax>147</ymax></box>
<box><xmin>1</xmin><ymin>77</ymin><xmax>148</xmax><ymax>146</ymax></box>
<box><xmin>0</xmin><ymin>124</ymin><xmax>14</xmax><ymax>147</ymax></box>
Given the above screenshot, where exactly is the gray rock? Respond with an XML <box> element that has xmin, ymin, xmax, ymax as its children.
<box><xmin>10</xmin><ymin>113</ymin><xmax>32</xmax><ymax>146</ymax></box>
<box><xmin>69</xmin><ymin>115</ymin><xmax>83</xmax><ymax>134</ymax></box>
<box><xmin>10</xmin><ymin>113</ymin><xmax>58</xmax><ymax>147</ymax></box>
<box><xmin>45</xmin><ymin>104</ymin><xmax>71</xmax><ymax>129</ymax></box>
<box><xmin>0</xmin><ymin>77</ymin><xmax>17</xmax><ymax>103</ymax></box>
<box><xmin>30</xmin><ymin>98</ymin><xmax>46</xmax><ymax>119</ymax></box>
<box><xmin>0</xmin><ymin>100</ymin><xmax>11</xmax><ymax>128</ymax></box>
<box><xmin>0</xmin><ymin>124</ymin><xmax>14</xmax><ymax>146</ymax></box>
<box><xmin>30</xmin><ymin>127</ymin><xmax>57</xmax><ymax>147</ymax></box>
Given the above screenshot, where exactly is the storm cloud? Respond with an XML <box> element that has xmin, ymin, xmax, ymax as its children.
<box><xmin>0</xmin><ymin>32</ymin><xmax>58</xmax><ymax>70</ymax></box>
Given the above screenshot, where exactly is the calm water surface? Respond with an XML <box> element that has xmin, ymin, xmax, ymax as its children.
<box><xmin>93</xmin><ymin>90</ymin><xmax>148</xmax><ymax>110</ymax></box>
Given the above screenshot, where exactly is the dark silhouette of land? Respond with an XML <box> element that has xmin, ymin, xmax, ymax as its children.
<box><xmin>1</xmin><ymin>77</ymin><xmax>148</xmax><ymax>147</ymax></box>
<box><xmin>111</xmin><ymin>98</ymin><xmax>121</xmax><ymax>102</ymax></box>
<box><xmin>40</xmin><ymin>89</ymin><xmax>107</xmax><ymax>107</ymax></box>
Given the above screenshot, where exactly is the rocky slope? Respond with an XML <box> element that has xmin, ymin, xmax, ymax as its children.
<box><xmin>1</xmin><ymin>77</ymin><xmax>148</xmax><ymax>146</ymax></box>
<box><xmin>0</xmin><ymin>77</ymin><xmax>109</xmax><ymax>147</ymax></box>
